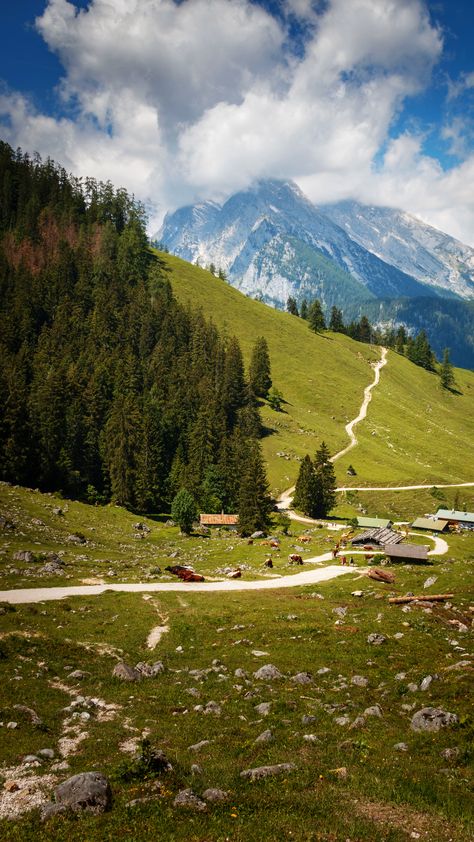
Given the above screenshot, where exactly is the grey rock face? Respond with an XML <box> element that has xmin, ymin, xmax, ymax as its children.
<box><xmin>112</xmin><ymin>662</ymin><xmax>141</xmax><ymax>681</ymax></box>
<box><xmin>411</xmin><ymin>707</ymin><xmax>458</xmax><ymax>733</ymax></box>
<box><xmin>253</xmin><ymin>664</ymin><xmax>283</xmax><ymax>681</ymax></box>
<box><xmin>240</xmin><ymin>763</ymin><xmax>296</xmax><ymax>781</ymax></box>
<box><xmin>173</xmin><ymin>788</ymin><xmax>207</xmax><ymax>811</ymax></box>
<box><xmin>54</xmin><ymin>772</ymin><xmax>112</xmax><ymax>814</ymax></box>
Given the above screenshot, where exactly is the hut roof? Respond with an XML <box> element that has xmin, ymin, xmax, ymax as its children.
<box><xmin>352</xmin><ymin>527</ymin><xmax>403</xmax><ymax>546</ymax></box>
<box><xmin>435</xmin><ymin>509</ymin><xmax>474</xmax><ymax>525</ymax></box>
<box><xmin>384</xmin><ymin>543</ymin><xmax>428</xmax><ymax>560</ymax></box>
<box><xmin>199</xmin><ymin>514</ymin><xmax>239</xmax><ymax>526</ymax></box>
<box><xmin>357</xmin><ymin>516</ymin><xmax>392</xmax><ymax>529</ymax></box>
<box><xmin>412</xmin><ymin>517</ymin><xmax>448</xmax><ymax>532</ymax></box>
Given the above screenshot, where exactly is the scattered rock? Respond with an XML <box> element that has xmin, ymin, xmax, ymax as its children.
<box><xmin>303</xmin><ymin>734</ymin><xmax>320</xmax><ymax>743</ymax></box>
<box><xmin>133</xmin><ymin>522</ymin><xmax>151</xmax><ymax>533</ymax></box>
<box><xmin>420</xmin><ymin>675</ymin><xmax>434</xmax><ymax>691</ymax></box>
<box><xmin>291</xmin><ymin>672</ymin><xmax>313</xmax><ymax>685</ymax></box>
<box><xmin>13</xmin><ymin>704</ymin><xmax>43</xmax><ymax>727</ymax></box>
<box><xmin>134</xmin><ymin>661</ymin><xmax>165</xmax><ymax>677</ymax></box>
<box><xmin>190</xmin><ymin>764</ymin><xmax>202</xmax><ymax>775</ymax></box>
<box><xmin>441</xmin><ymin>747</ymin><xmax>460</xmax><ymax>761</ymax></box>
<box><xmin>351</xmin><ymin>675</ymin><xmax>368</xmax><ymax>687</ymax></box>
<box><xmin>188</xmin><ymin>740</ymin><xmax>211</xmax><ymax>752</ymax></box>
<box><xmin>240</xmin><ymin>763</ymin><xmax>296</xmax><ymax>781</ymax></box>
<box><xmin>329</xmin><ymin>766</ymin><xmax>347</xmax><ymax>780</ymax></box>
<box><xmin>317</xmin><ymin>667</ymin><xmax>331</xmax><ymax>675</ymax></box>
<box><xmin>334</xmin><ymin>716</ymin><xmax>350</xmax><ymax>726</ymax></box>
<box><xmin>6</xmin><ymin>722</ymin><xmax>18</xmax><ymax>729</ymax></box>
<box><xmin>253</xmin><ymin>664</ymin><xmax>283</xmax><ymax>681</ymax></box>
<box><xmin>112</xmin><ymin>663</ymin><xmax>141</xmax><ymax>682</ymax></box>
<box><xmin>203</xmin><ymin>701</ymin><xmax>221</xmax><ymax>716</ymax></box>
<box><xmin>349</xmin><ymin>716</ymin><xmax>366</xmax><ymax>730</ymax></box>
<box><xmin>173</xmin><ymin>789</ymin><xmax>207</xmax><ymax>811</ymax></box>
<box><xmin>333</xmin><ymin>607</ymin><xmax>347</xmax><ymax>618</ymax></box>
<box><xmin>301</xmin><ymin>715</ymin><xmax>317</xmax><ymax>725</ymax></box>
<box><xmin>67</xmin><ymin>534</ymin><xmax>86</xmax><ymax>544</ymax></box>
<box><xmin>367</xmin><ymin>633</ymin><xmax>387</xmax><ymax>646</ymax></box>
<box><xmin>255</xmin><ymin>702</ymin><xmax>271</xmax><ymax>717</ymax></box>
<box><xmin>423</xmin><ymin>576</ymin><xmax>438</xmax><ymax>589</ymax></box>
<box><xmin>393</xmin><ymin>742</ymin><xmax>409</xmax><ymax>752</ymax></box>
<box><xmin>364</xmin><ymin>705</ymin><xmax>382</xmax><ymax>718</ymax></box>
<box><xmin>351</xmin><ymin>590</ymin><xmax>364</xmax><ymax>598</ymax></box>
<box><xmin>250</xmin><ymin>531</ymin><xmax>266</xmax><ymax>539</ymax></box>
<box><xmin>202</xmin><ymin>788</ymin><xmax>228</xmax><ymax>802</ymax></box>
<box><xmin>234</xmin><ymin>668</ymin><xmax>248</xmax><ymax>678</ymax></box>
<box><xmin>411</xmin><ymin>708</ymin><xmax>458</xmax><ymax>733</ymax></box>
<box><xmin>52</xmin><ymin>772</ymin><xmax>111</xmax><ymax>815</ymax></box>
<box><xmin>69</xmin><ymin>670</ymin><xmax>86</xmax><ymax>680</ymax></box>
<box><xmin>13</xmin><ymin>550</ymin><xmax>36</xmax><ymax>563</ymax></box>
<box><xmin>254</xmin><ymin>729</ymin><xmax>273</xmax><ymax>744</ymax></box>
<box><xmin>38</xmin><ymin>749</ymin><xmax>55</xmax><ymax>760</ymax></box>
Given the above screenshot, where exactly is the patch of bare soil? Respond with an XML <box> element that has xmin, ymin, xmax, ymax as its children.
<box><xmin>0</xmin><ymin>766</ymin><xmax>57</xmax><ymax>820</ymax></box>
<box><xmin>353</xmin><ymin>797</ymin><xmax>460</xmax><ymax>840</ymax></box>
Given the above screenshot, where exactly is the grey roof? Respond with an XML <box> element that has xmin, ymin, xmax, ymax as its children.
<box><xmin>352</xmin><ymin>527</ymin><xmax>403</xmax><ymax>546</ymax></box>
<box><xmin>436</xmin><ymin>509</ymin><xmax>474</xmax><ymax>524</ymax></box>
<box><xmin>412</xmin><ymin>517</ymin><xmax>448</xmax><ymax>532</ymax></box>
<box><xmin>384</xmin><ymin>543</ymin><xmax>428</xmax><ymax>560</ymax></box>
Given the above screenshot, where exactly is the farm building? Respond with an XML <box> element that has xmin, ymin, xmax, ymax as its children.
<box><xmin>199</xmin><ymin>514</ymin><xmax>239</xmax><ymax>529</ymax></box>
<box><xmin>435</xmin><ymin>509</ymin><xmax>474</xmax><ymax>529</ymax></box>
<box><xmin>384</xmin><ymin>543</ymin><xmax>429</xmax><ymax>562</ymax></box>
<box><xmin>412</xmin><ymin>517</ymin><xmax>449</xmax><ymax>532</ymax></box>
<box><xmin>352</xmin><ymin>527</ymin><xmax>403</xmax><ymax>547</ymax></box>
<box><xmin>357</xmin><ymin>516</ymin><xmax>392</xmax><ymax>529</ymax></box>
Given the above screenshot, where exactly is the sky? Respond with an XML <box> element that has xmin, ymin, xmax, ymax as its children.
<box><xmin>1</xmin><ymin>0</ymin><xmax>473</xmax><ymax>242</ymax></box>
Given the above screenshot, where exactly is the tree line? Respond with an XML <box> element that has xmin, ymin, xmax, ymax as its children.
<box><xmin>0</xmin><ymin>143</ymin><xmax>274</xmax><ymax>532</ymax></box>
<box><xmin>287</xmin><ymin>297</ymin><xmax>455</xmax><ymax>388</ymax></box>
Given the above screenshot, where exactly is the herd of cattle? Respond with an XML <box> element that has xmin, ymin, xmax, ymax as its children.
<box><xmin>164</xmin><ymin>535</ymin><xmax>315</xmax><ymax>582</ymax></box>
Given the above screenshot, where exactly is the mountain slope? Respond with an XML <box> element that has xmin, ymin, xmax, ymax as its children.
<box><xmin>322</xmin><ymin>200</ymin><xmax>474</xmax><ymax>300</ymax></box>
<box><xmin>157</xmin><ymin>250</ymin><xmax>474</xmax><ymax>491</ymax></box>
<box><xmin>159</xmin><ymin>179</ymin><xmax>435</xmax><ymax>304</ymax></box>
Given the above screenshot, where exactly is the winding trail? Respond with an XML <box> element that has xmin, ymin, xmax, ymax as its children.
<box><xmin>330</xmin><ymin>346</ymin><xmax>388</xmax><ymax>463</ymax></box>
<box><xmin>337</xmin><ymin>482</ymin><xmax>474</xmax><ymax>492</ymax></box>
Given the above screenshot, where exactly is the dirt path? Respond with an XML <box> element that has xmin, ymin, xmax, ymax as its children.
<box><xmin>336</xmin><ymin>481</ymin><xmax>474</xmax><ymax>492</ymax></box>
<box><xmin>330</xmin><ymin>346</ymin><xmax>388</xmax><ymax>463</ymax></box>
<box><xmin>0</xmin><ymin>566</ymin><xmax>356</xmax><ymax>604</ymax></box>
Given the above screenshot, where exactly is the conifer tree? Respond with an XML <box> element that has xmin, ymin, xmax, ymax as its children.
<box><xmin>237</xmin><ymin>443</ymin><xmax>273</xmax><ymax>536</ymax></box>
<box><xmin>293</xmin><ymin>455</ymin><xmax>316</xmax><ymax>516</ymax></box>
<box><xmin>300</xmin><ymin>298</ymin><xmax>309</xmax><ymax>320</ymax></box>
<box><xmin>286</xmin><ymin>296</ymin><xmax>299</xmax><ymax>316</ymax></box>
<box><xmin>329</xmin><ymin>306</ymin><xmax>344</xmax><ymax>332</ymax></box>
<box><xmin>222</xmin><ymin>337</ymin><xmax>247</xmax><ymax>427</ymax></box>
<box><xmin>308</xmin><ymin>299</ymin><xmax>326</xmax><ymax>333</ymax></box>
<box><xmin>395</xmin><ymin>325</ymin><xmax>407</xmax><ymax>354</ymax></box>
<box><xmin>249</xmin><ymin>336</ymin><xmax>272</xmax><ymax>398</ymax></box>
<box><xmin>440</xmin><ymin>348</ymin><xmax>455</xmax><ymax>391</ymax></box>
<box><xmin>313</xmin><ymin>441</ymin><xmax>336</xmax><ymax>517</ymax></box>
<box><xmin>358</xmin><ymin>315</ymin><xmax>372</xmax><ymax>344</ymax></box>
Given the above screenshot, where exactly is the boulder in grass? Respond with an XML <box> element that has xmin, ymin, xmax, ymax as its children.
<box><xmin>202</xmin><ymin>788</ymin><xmax>228</xmax><ymax>802</ymax></box>
<box><xmin>410</xmin><ymin>707</ymin><xmax>458</xmax><ymax>733</ymax></box>
<box><xmin>112</xmin><ymin>662</ymin><xmax>141</xmax><ymax>681</ymax></box>
<box><xmin>173</xmin><ymin>789</ymin><xmax>207</xmax><ymax>811</ymax></box>
<box><xmin>53</xmin><ymin>772</ymin><xmax>111</xmax><ymax>814</ymax></box>
<box><xmin>253</xmin><ymin>664</ymin><xmax>283</xmax><ymax>681</ymax></box>
<box><xmin>240</xmin><ymin>763</ymin><xmax>296</xmax><ymax>781</ymax></box>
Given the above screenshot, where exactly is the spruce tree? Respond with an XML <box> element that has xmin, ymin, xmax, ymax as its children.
<box><xmin>286</xmin><ymin>296</ymin><xmax>299</xmax><ymax>316</ymax></box>
<box><xmin>300</xmin><ymin>298</ymin><xmax>309</xmax><ymax>320</ymax></box>
<box><xmin>293</xmin><ymin>455</ymin><xmax>316</xmax><ymax>516</ymax></box>
<box><xmin>308</xmin><ymin>299</ymin><xmax>326</xmax><ymax>333</ymax></box>
<box><xmin>313</xmin><ymin>441</ymin><xmax>336</xmax><ymax>517</ymax></box>
<box><xmin>440</xmin><ymin>348</ymin><xmax>455</xmax><ymax>390</ymax></box>
<box><xmin>249</xmin><ymin>336</ymin><xmax>272</xmax><ymax>398</ymax></box>
<box><xmin>237</xmin><ymin>443</ymin><xmax>273</xmax><ymax>536</ymax></box>
<box><xmin>329</xmin><ymin>306</ymin><xmax>344</xmax><ymax>332</ymax></box>
<box><xmin>358</xmin><ymin>315</ymin><xmax>372</xmax><ymax>344</ymax></box>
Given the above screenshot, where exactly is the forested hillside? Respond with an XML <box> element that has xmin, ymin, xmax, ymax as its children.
<box><xmin>0</xmin><ymin>143</ymin><xmax>265</xmax><ymax>514</ymax></box>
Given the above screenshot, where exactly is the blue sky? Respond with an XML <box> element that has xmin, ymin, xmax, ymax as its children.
<box><xmin>1</xmin><ymin>1</ymin><xmax>473</xmax><ymax>243</ymax></box>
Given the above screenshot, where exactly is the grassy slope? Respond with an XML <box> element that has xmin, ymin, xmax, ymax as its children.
<box><xmin>159</xmin><ymin>252</ymin><xmax>474</xmax><ymax>493</ymax></box>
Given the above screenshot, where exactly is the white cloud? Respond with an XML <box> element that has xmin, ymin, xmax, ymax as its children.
<box><xmin>1</xmin><ymin>0</ymin><xmax>474</xmax><ymax>245</ymax></box>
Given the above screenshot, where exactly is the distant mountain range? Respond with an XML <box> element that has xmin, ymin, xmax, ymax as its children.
<box><xmin>157</xmin><ymin>179</ymin><xmax>474</xmax><ymax>367</ymax></box>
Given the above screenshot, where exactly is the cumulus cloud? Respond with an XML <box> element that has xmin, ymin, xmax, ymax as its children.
<box><xmin>1</xmin><ymin>0</ymin><xmax>474</xmax><ymax>244</ymax></box>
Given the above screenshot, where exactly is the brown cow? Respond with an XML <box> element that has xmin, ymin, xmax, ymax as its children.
<box><xmin>288</xmin><ymin>553</ymin><xmax>303</xmax><ymax>565</ymax></box>
<box><xmin>178</xmin><ymin>569</ymin><xmax>205</xmax><ymax>582</ymax></box>
<box><xmin>264</xmin><ymin>557</ymin><xmax>273</xmax><ymax>568</ymax></box>
<box><xmin>297</xmin><ymin>535</ymin><xmax>312</xmax><ymax>543</ymax></box>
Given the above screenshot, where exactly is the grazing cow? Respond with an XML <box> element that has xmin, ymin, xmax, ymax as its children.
<box><xmin>227</xmin><ymin>568</ymin><xmax>241</xmax><ymax>579</ymax></box>
<box><xmin>297</xmin><ymin>535</ymin><xmax>312</xmax><ymax>543</ymax></box>
<box><xmin>165</xmin><ymin>565</ymin><xmax>190</xmax><ymax>576</ymax></box>
<box><xmin>288</xmin><ymin>553</ymin><xmax>303</xmax><ymax>565</ymax></box>
<box><xmin>264</xmin><ymin>557</ymin><xmax>273</xmax><ymax>568</ymax></box>
<box><xmin>270</xmin><ymin>540</ymin><xmax>280</xmax><ymax>549</ymax></box>
<box><xmin>247</xmin><ymin>539</ymin><xmax>254</xmax><ymax>545</ymax></box>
